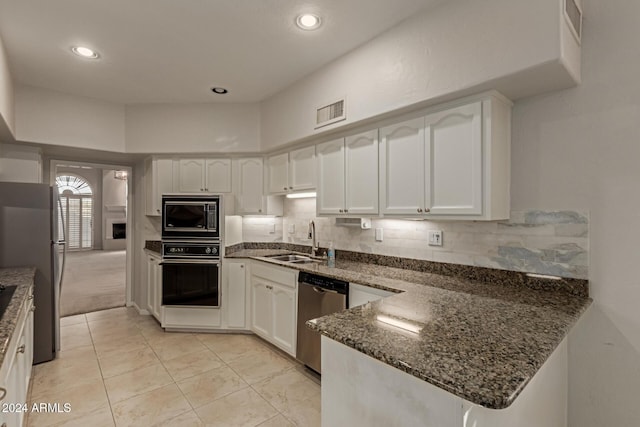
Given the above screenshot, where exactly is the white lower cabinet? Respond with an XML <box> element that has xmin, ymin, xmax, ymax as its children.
<box><xmin>348</xmin><ymin>283</ymin><xmax>395</xmax><ymax>308</ymax></box>
<box><xmin>0</xmin><ymin>287</ymin><xmax>34</xmax><ymax>427</ymax></box>
<box><xmin>145</xmin><ymin>252</ymin><xmax>162</xmax><ymax>322</ymax></box>
<box><xmin>250</xmin><ymin>261</ymin><xmax>297</xmax><ymax>356</ymax></box>
<box><xmin>223</xmin><ymin>260</ymin><xmax>249</xmax><ymax>330</ymax></box>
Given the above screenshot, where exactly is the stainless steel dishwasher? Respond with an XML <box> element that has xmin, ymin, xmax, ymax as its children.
<box><xmin>296</xmin><ymin>272</ymin><xmax>349</xmax><ymax>374</ymax></box>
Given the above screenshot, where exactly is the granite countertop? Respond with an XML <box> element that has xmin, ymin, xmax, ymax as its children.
<box><xmin>0</xmin><ymin>267</ymin><xmax>35</xmax><ymax>367</ymax></box>
<box><xmin>226</xmin><ymin>248</ymin><xmax>591</xmax><ymax>409</ymax></box>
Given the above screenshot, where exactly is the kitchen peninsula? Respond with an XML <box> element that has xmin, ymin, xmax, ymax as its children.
<box><xmin>224</xmin><ymin>243</ymin><xmax>591</xmax><ymax>426</ymax></box>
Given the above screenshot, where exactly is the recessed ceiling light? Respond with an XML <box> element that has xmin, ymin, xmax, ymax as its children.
<box><xmin>211</xmin><ymin>87</ymin><xmax>228</xmax><ymax>94</ymax></box>
<box><xmin>296</xmin><ymin>14</ymin><xmax>321</xmax><ymax>31</ymax></box>
<box><xmin>71</xmin><ymin>46</ymin><xmax>99</xmax><ymax>59</ymax></box>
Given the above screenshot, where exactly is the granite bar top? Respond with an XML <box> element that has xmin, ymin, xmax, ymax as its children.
<box><xmin>144</xmin><ymin>240</ymin><xmax>162</xmax><ymax>254</ymax></box>
<box><xmin>0</xmin><ymin>267</ymin><xmax>35</xmax><ymax>367</ymax></box>
<box><xmin>226</xmin><ymin>246</ymin><xmax>591</xmax><ymax>409</ymax></box>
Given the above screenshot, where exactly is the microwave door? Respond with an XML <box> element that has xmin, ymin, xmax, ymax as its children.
<box><xmin>164</xmin><ymin>202</ymin><xmax>207</xmax><ymax>232</ymax></box>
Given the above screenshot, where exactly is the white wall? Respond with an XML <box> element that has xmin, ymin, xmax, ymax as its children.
<box><xmin>260</xmin><ymin>0</ymin><xmax>580</xmax><ymax>150</ymax></box>
<box><xmin>125</xmin><ymin>103</ymin><xmax>261</xmax><ymax>153</ymax></box>
<box><xmin>14</xmin><ymin>84</ymin><xmax>126</xmax><ymax>152</ymax></box>
<box><xmin>0</xmin><ymin>34</ymin><xmax>14</xmax><ymax>140</ymax></box>
<box><xmin>510</xmin><ymin>0</ymin><xmax>639</xmax><ymax>425</ymax></box>
<box><xmin>0</xmin><ymin>143</ymin><xmax>41</xmax><ymax>183</ymax></box>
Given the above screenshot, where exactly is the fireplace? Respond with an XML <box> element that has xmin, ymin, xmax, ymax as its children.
<box><xmin>112</xmin><ymin>222</ymin><xmax>126</xmax><ymax>239</ymax></box>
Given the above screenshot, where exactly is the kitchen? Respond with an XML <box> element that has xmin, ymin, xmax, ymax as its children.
<box><xmin>0</xmin><ymin>0</ymin><xmax>638</xmax><ymax>426</ymax></box>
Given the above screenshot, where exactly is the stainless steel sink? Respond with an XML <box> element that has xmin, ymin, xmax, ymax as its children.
<box><xmin>265</xmin><ymin>254</ymin><xmax>312</xmax><ymax>262</ymax></box>
<box><xmin>264</xmin><ymin>254</ymin><xmax>321</xmax><ymax>264</ymax></box>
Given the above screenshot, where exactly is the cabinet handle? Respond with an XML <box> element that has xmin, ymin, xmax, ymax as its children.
<box><xmin>258</xmin><ymin>209</ymin><xmax>262</xmax><ymax>213</ymax></box>
<box><xmin>417</xmin><ymin>208</ymin><xmax>422</xmax><ymax>213</ymax></box>
<box><xmin>283</xmin><ymin>187</ymin><xmax>287</xmax><ymax>191</ymax></box>
<box><xmin>17</xmin><ymin>345</ymin><xmax>25</xmax><ymax>354</ymax></box>
<box><xmin>289</xmin><ymin>186</ymin><xmax>293</xmax><ymax>190</ymax></box>
<box><xmin>345</xmin><ymin>209</ymin><xmax>348</xmax><ymax>213</ymax></box>
<box><xmin>0</xmin><ymin>387</ymin><xmax>6</xmax><ymax>400</ymax></box>
<box><xmin>200</xmin><ymin>188</ymin><xmax>204</xmax><ymax>191</ymax></box>
<box><xmin>205</xmin><ymin>188</ymin><xmax>209</xmax><ymax>191</ymax></box>
<box><xmin>424</xmin><ymin>208</ymin><xmax>430</xmax><ymax>213</ymax></box>
<box><xmin>339</xmin><ymin>209</ymin><xmax>343</xmax><ymax>213</ymax></box>
<box><xmin>240</xmin><ymin>265</ymin><xmax>244</xmax><ymax>269</ymax></box>
<box><xmin>156</xmin><ymin>209</ymin><xmax>160</xmax><ymax>213</ymax></box>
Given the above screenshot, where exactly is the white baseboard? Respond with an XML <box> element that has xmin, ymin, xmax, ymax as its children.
<box><xmin>131</xmin><ymin>301</ymin><xmax>150</xmax><ymax>315</ymax></box>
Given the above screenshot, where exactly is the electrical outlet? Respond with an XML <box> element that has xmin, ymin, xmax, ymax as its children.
<box><xmin>288</xmin><ymin>224</ymin><xmax>295</xmax><ymax>234</ymax></box>
<box><xmin>375</xmin><ymin>228</ymin><xmax>383</xmax><ymax>242</ymax></box>
<box><xmin>269</xmin><ymin>223</ymin><xmax>276</xmax><ymax>234</ymax></box>
<box><xmin>428</xmin><ymin>230</ymin><xmax>443</xmax><ymax>246</ymax></box>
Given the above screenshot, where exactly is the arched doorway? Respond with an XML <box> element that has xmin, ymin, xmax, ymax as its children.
<box><xmin>56</xmin><ymin>174</ymin><xmax>94</xmax><ymax>250</ymax></box>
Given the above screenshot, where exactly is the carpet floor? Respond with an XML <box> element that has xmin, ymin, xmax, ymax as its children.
<box><xmin>60</xmin><ymin>250</ymin><xmax>126</xmax><ymax>317</ymax></box>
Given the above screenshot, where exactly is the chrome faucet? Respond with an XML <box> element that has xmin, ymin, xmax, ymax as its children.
<box><xmin>308</xmin><ymin>220</ymin><xmax>318</xmax><ymax>257</ymax></box>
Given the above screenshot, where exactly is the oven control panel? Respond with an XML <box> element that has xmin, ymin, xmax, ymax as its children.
<box><xmin>162</xmin><ymin>242</ymin><xmax>220</xmax><ymax>259</ymax></box>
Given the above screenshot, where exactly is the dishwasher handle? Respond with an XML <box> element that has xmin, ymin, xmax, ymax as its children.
<box><xmin>312</xmin><ymin>286</ymin><xmax>339</xmax><ymax>294</ymax></box>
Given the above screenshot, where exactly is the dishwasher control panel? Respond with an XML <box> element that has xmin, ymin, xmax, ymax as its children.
<box><xmin>298</xmin><ymin>272</ymin><xmax>348</xmax><ymax>294</ymax></box>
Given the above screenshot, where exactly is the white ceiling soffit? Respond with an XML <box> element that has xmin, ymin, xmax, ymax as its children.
<box><xmin>0</xmin><ymin>0</ymin><xmax>442</xmax><ymax>104</ymax></box>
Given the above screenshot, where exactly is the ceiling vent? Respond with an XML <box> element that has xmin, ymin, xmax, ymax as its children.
<box><xmin>564</xmin><ymin>0</ymin><xmax>582</xmax><ymax>44</ymax></box>
<box><xmin>315</xmin><ymin>98</ymin><xmax>346</xmax><ymax>129</ymax></box>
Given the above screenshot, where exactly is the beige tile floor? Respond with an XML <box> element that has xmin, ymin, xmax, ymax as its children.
<box><xmin>26</xmin><ymin>307</ymin><xmax>321</xmax><ymax>427</ymax></box>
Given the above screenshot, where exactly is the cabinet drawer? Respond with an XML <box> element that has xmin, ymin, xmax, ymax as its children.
<box><xmin>251</xmin><ymin>262</ymin><xmax>297</xmax><ymax>289</ymax></box>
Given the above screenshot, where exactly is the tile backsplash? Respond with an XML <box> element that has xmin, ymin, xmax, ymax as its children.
<box><xmin>243</xmin><ymin>198</ymin><xmax>589</xmax><ymax>279</ymax></box>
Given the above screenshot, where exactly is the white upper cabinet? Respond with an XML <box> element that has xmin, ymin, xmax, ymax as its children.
<box><xmin>144</xmin><ymin>156</ymin><xmax>174</xmax><ymax>216</ymax></box>
<box><xmin>379</xmin><ymin>93</ymin><xmax>511</xmax><ymax>220</ymax></box>
<box><xmin>317</xmin><ymin>130</ymin><xmax>379</xmax><ymax>216</ymax></box>
<box><xmin>345</xmin><ymin>129</ymin><xmax>379</xmax><ymax>215</ymax></box>
<box><xmin>267</xmin><ymin>146</ymin><xmax>315</xmax><ymax>194</ymax></box>
<box><xmin>316</xmin><ymin>138</ymin><xmax>346</xmax><ymax>215</ymax></box>
<box><xmin>425</xmin><ymin>102</ymin><xmax>482</xmax><ymax>215</ymax></box>
<box><xmin>267</xmin><ymin>152</ymin><xmax>289</xmax><ymax>194</ymax></box>
<box><xmin>205</xmin><ymin>158</ymin><xmax>232</xmax><ymax>193</ymax></box>
<box><xmin>235</xmin><ymin>158</ymin><xmax>264</xmax><ymax>214</ymax></box>
<box><xmin>178</xmin><ymin>157</ymin><xmax>232</xmax><ymax>193</ymax></box>
<box><xmin>379</xmin><ymin>117</ymin><xmax>426</xmax><ymax>215</ymax></box>
<box><xmin>289</xmin><ymin>146</ymin><xmax>315</xmax><ymax>191</ymax></box>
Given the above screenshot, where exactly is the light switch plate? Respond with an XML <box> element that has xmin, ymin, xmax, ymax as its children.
<box><xmin>375</xmin><ymin>228</ymin><xmax>383</xmax><ymax>242</ymax></box>
<box><xmin>269</xmin><ymin>223</ymin><xmax>276</xmax><ymax>234</ymax></box>
<box><xmin>288</xmin><ymin>224</ymin><xmax>295</xmax><ymax>234</ymax></box>
<box><xmin>428</xmin><ymin>230</ymin><xmax>443</xmax><ymax>246</ymax></box>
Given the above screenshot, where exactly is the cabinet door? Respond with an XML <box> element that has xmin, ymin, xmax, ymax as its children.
<box><xmin>345</xmin><ymin>130</ymin><xmax>378</xmax><ymax>215</ymax></box>
<box><xmin>271</xmin><ymin>284</ymin><xmax>296</xmax><ymax>356</ymax></box>
<box><xmin>379</xmin><ymin>117</ymin><xmax>426</xmax><ymax>215</ymax></box>
<box><xmin>146</xmin><ymin>256</ymin><xmax>155</xmax><ymax>316</ymax></box>
<box><xmin>425</xmin><ymin>102</ymin><xmax>483</xmax><ymax>215</ymax></box>
<box><xmin>145</xmin><ymin>157</ymin><xmax>174</xmax><ymax>216</ymax></box>
<box><xmin>237</xmin><ymin>158</ymin><xmax>265</xmax><ymax>214</ymax></box>
<box><xmin>267</xmin><ymin>153</ymin><xmax>289</xmax><ymax>194</ymax></box>
<box><xmin>205</xmin><ymin>158</ymin><xmax>232</xmax><ymax>193</ymax></box>
<box><xmin>178</xmin><ymin>158</ymin><xmax>205</xmax><ymax>192</ymax></box>
<box><xmin>251</xmin><ymin>278</ymin><xmax>272</xmax><ymax>338</ymax></box>
<box><xmin>156</xmin><ymin>158</ymin><xmax>175</xmax><ymax>206</ymax></box>
<box><xmin>226</xmin><ymin>262</ymin><xmax>246</xmax><ymax>329</ymax></box>
<box><xmin>153</xmin><ymin>258</ymin><xmax>163</xmax><ymax>320</ymax></box>
<box><xmin>289</xmin><ymin>146</ymin><xmax>315</xmax><ymax>191</ymax></box>
<box><xmin>316</xmin><ymin>139</ymin><xmax>346</xmax><ymax>215</ymax></box>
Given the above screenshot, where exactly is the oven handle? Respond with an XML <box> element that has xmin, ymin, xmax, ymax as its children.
<box><xmin>160</xmin><ymin>259</ymin><xmax>221</xmax><ymax>265</ymax></box>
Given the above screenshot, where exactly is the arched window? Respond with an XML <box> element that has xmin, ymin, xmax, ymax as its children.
<box><xmin>56</xmin><ymin>174</ymin><xmax>93</xmax><ymax>250</ymax></box>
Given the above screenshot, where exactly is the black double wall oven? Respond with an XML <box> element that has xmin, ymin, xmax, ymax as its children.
<box><xmin>161</xmin><ymin>194</ymin><xmax>222</xmax><ymax>308</ymax></box>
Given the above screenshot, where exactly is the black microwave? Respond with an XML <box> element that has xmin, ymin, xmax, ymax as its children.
<box><xmin>162</xmin><ymin>194</ymin><xmax>221</xmax><ymax>240</ymax></box>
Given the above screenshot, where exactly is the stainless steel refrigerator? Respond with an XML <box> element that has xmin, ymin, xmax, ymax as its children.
<box><xmin>0</xmin><ymin>182</ymin><xmax>66</xmax><ymax>364</ymax></box>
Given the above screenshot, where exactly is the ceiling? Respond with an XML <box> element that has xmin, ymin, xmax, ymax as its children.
<box><xmin>0</xmin><ymin>0</ymin><xmax>441</xmax><ymax>104</ymax></box>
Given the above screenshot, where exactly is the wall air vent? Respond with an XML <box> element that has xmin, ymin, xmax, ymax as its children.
<box><xmin>315</xmin><ymin>98</ymin><xmax>346</xmax><ymax>129</ymax></box>
<box><xmin>564</xmin><ymin>0</ymin><xmax>582</xmax><ymax>44</ymax></box>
